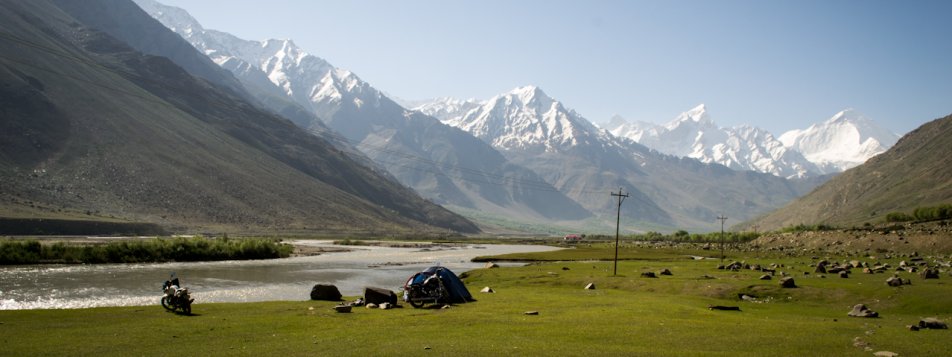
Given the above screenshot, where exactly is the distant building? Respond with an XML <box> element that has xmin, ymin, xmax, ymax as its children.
<box><xmin>563</xmin><ymin>234</ymin><xmax>582</xmax><ymax>243</ymax></box>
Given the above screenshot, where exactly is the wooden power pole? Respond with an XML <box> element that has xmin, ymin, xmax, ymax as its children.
<box><xmin>717</xmin><ymin>215</ymin><xmax>728</xmax><ymax>261</ymax></box>
<box><xmin>612</xmin><ymin>187</ymin><xmax>629</xmax><ymax>276</ymax></box>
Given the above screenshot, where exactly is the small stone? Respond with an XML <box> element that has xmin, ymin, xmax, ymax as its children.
<box><xmin>779</xmin><ymin>276</ymin><xmax>796</xmax><ymax>288</ymax></box>
<box><xmin>759</xmin><ymin>274</ymin><xmax>772</xmax><ymax>280</ymax></box>
<box><xmin>907</xmin><ymin>325</ymin><xmax>920</xmax><ymax>331</ymax></box>
<box><xmin>659</xmin><ymin>268</ymin><xmax>673</xmax><ymax>276</ymax></box>
<box><xmin>441</xmin><ymin>305</ymin><xmax>451</xmax><ymax>309</ymax></box>
<box><xmin>365</xmin><ymin>303</ymin><xmax>378</xmax><ymax>309</ymax></box>
<box><xmin>424</xmin><ymin>346</ymin><xmax>431</xmax><ymax>350</ymax></box>
<box><xmin>641</xmin><ymin>272</ymin><xmax>657</xmax><ymax>278</ymax></box>
<box><xmin>562</xmin><ymin>267</ymin><xmax>570</xmax><ymax>270</ymax></box>
<box><xmin>873</xmin><ymin>351</ymin><xmax>899</xmax><ymax>357</ymax></box>
<box><xmin>584</xmin><ymin>283</ymin><xmax>596</xmax><ymax>290</ymax></box>
<box><xmin>379</xmin><ymin>302</ymin><xmax>392</xmax><ymax>310</ymax></box>
<box><xmin>524</xmin><ymin>311</ymin><xmax>539</xmax><ymax>315</ymax></box>
<box><xmin>484</xmin><ymin>262</ymin><xmax>499</xmax><ymax>269</ymax></box>
<box><xmin>480</xmin><ymin>286</ymin><xmax>495</xmax><ymax>293</ymax></box>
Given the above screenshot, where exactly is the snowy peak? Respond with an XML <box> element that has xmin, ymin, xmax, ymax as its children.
<box><xmin>424</xmin><ymin>86</ymin><xmax>601</xmax><ymax>153</ymax></box>
<box><xmin>667</xmin><ymin>104</ymin><xmax>714</xmax><ymax>130</ymax></box>
<box><xmin>779</xmin><ymin>109</ymin><xmax>900</xmax><ymax>173</ymax></box>
<box><xmin>609</xmin><ymin>105</ymin><xmax>820</xmax><ymax>178</ymax></box>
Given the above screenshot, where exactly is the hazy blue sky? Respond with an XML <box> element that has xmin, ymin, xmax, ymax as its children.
<box><xmin>158</xmin><ymin>0</ymin><xmax>951</xmax><ymax>135</ymax></box>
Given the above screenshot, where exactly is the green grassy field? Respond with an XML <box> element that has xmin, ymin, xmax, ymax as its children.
<box><xmin>1</xmin><ymin>246</ymin><xmax>949</xmax><ymax>356</ymax></box>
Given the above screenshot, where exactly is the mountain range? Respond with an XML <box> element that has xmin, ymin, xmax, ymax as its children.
<box><xmin>4</xmin><ymin>0</ymin><xmax>928</xmax><ymax>235</ymax></box>
<box><xmin>602</xmin><ymin>106</ymin><xmax>898</xmax><ymax>178</ymax></box>
<box><xmin>135</xmin><ymin>0</ymin><xmax>849</xmax><ymax>232</ymax></box>
<box><xmin>0</xmin><ymin>0</ymin><xmax>477</xmax><ymax>234</ymax></box>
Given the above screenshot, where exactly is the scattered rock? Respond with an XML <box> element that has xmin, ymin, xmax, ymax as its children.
<box><xmin>708</xmin><ymin>305</ymin><xmax>740</xmax><ymax>311</ymax></box>
<box><xmin>659</xmin><ymin>268</ymin><xmax>673</xmax><ymax>276</ymax></box>
<box><xmin>365</xmin><ymin>303</ymin><xmax>378</xmax><ymax>309</ymax></box>
<box><xmin>886</xmin><ymin>276</ymin><xmax>904</xmax><ymax>287</ymax></box>
<box><xmin>333</xmin><ymin>304</ymin><xmax>352</xmax><ymax>313</ymax></box>
<box><xmin>739</xmin><ymin>294</ymin><xmax>757</xmax><ymax>302</ymax></box>
<box><xmin>779</xmin><ymin>276</ymin><xmax>797</xmax><ymax>288</ymax></box>
<box><xmin>484</xmin><ymin>262</ymin><xmax>499</xmax><ymax>269</ymax></box>
<box><xmin>873</xmin><ymin>351</ymin><xmax>899</xmax><ymax>357</ymax></box>
<box><xmin>839</xmin><ymin>271</ymin><xmax>850</xmax><ymax>278</ymax></box>
<box><xmin>441</xmin><ymin>305</ymin><xmax>451</xmax><ymax>309</ymax></box>
<box><xmin>364</xmin><ymin>287</ymin><xmax>398</xmax><ymax>305</ymax></box>
<box><xmin>310</xmin><ymin>284</ymin><xmax>342</xmax><ymax>301</ymax></box>
<box><xmin>480</xmin><ymin>286</ymin><xmax>495</xmax><ymax>293</ymax></box>
<box><xmin>562</xmin><ymin>266</ymin><xmax>570</xmax><ymax>270</ymax></box>
<box><xmin>918</xmin><ymin>317</ymin><xmax>948</xmax><ymax>329</ymax></box>
<box><xmin>920</xmin><ymin>268</ymin><xmax>940</xmax><ymax>279</ymax></box>
<box><xmin>378</xmin><ymin>302</ymin><xmax>392</xmax><ymax>310</ymax></box>
<box><xmin>847</xmin><ymin>304</ymin><xmax>879</xmax><ymax>318</ymax></box>
<box><xmin>759</xmin><ymin>274</ymin><xmax>772</xmax><ymax>280</ymax></box>
<box><xmin>584</xmin><ymin>283</ymin><xmax>596</xmax><ymax>290</ymax></box>
<box><xmin>907</xmin><ymin>325</ymin><xmax>920</xmax><ymax>331</ymax></box>
<box><xmin>524</xmin><ymin>311</ymin><xmax>539</xmax><ymax>315</ymax></box>
<box><xmin>641</xmin><ymin>272</ymin><xmax>657</xmax><ymax>278</ymax></box>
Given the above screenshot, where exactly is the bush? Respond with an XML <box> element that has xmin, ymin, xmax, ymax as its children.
<box><xmin>885</xmin><ymin>212</ymin><xmax>915</xmax><ymax>222</ymax></box>
<box><xmin>0</xmin><ymin>237</ymin><xmax>293</xmax><ymax>265</ymax></box>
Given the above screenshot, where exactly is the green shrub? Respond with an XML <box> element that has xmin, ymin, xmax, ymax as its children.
<box><xmin>0</xmin><ymin>237</ymin><xmax>292</xmax><ymax>265</ymax></box>
<box><xmin>885</xmin><ymin>211</ymin><xmax>914</xmax><ymax>222</ymax></box>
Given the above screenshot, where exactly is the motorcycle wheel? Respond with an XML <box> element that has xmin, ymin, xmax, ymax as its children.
<box><xmin>408</xmin><ymin>299</ymin><xmax>424</xmax><ymax>308</ymax></box>
<box><xmin>183</xmin><ymin>301</ymin><xmax>191</xmax><ymax>315</ymax></box>
<box><xmin>160</xmin><ymin>296</ymin><xmax>173</xmax><ymax>311</ymax></box>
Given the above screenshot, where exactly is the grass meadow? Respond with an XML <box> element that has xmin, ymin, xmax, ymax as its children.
<box><xmin>1</xmin><ymin>244</ymin><xmax>949</xmax><ymax>356</ymax></box>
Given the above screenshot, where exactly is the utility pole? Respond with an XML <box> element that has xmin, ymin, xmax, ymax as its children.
<box><xmin>612</xmin><ymin>187</ymin><xmax>629</xmax><ymax>276</ymax></box>
<box><xmin>717</xmin><ymin>215</ymin><xmax>728</xmax><ymax>261</ymax></box>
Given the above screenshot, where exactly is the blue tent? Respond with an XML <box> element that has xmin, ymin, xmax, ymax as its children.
<box><xmin>406</xmin><ymin>266</ymin><xmax>474</xmax><ymax>303</ymax></box>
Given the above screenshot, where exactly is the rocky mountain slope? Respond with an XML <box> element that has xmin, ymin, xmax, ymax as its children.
<box><xmin>0</xmin><ymin>0</ymin><xmax>477</xmax><ymax>234</ymax></box>
<box><xmin>745</xmin><ymin>113</ymin><xmax>952</xmax><ymax>230</ymax></box>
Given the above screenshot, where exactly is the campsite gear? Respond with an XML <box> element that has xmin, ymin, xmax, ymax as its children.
<box><xmin>161</xmin><ymin>275</ymin><xmax>193</xmax><ymax>314</ymax></box>
<box><xmin>402</xmin><ymin>266</ymin><xmax>474</xmax><ymax>308</ymax></box>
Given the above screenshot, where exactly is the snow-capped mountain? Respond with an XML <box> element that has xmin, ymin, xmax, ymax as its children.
<box><xmin>418</xmin><ymin>87</ymin><xmax>813</xmax><ymax>231</ymax></box>
<box><xmin>604</xmin><ymin>105</ymin><xmax>820</xmax><ymax>178</ymax></box>
<box><xmin>779</xmin><ymin>109</ymin><xmax>900</xmax><ymax>173</ymax></box>
<box><xmin>429</xmin><ymin>86</ymin><xmax>608</xmax><ymax>153</ymax></box>
<box><xmin>135</xmin><ymin>0</ymin><xmax>592</xmax><ymax>224</ymax></box>
<box><xmin>138</xmin><ymin>0</ymin><xmax>824</xmax><ymax>232</ymax></box>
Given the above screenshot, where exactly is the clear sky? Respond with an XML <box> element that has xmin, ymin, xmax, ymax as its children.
<box><xmin>157</xmin><ymin>0</ymin><xmax>951</xmax><ymax>136</ymax></box>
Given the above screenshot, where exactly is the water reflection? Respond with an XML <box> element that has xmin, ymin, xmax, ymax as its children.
<box><xmin>0</xmin><ymin>241</ymin><xmax>559</xmax><ymax>310</ymax></box>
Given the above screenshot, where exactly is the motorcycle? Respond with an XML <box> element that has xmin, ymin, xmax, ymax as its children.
<box><xmin>161</xmin><ymin>276</ymin><xmax>193</xmax><ymax>314</ymax></box>
<box><xmin>402</xmin><ymin>268</ymin><xmax>449</xmax><ymax>308</ymax></box>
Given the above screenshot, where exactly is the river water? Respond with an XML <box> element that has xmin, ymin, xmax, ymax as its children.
<box><xmin>0</xmin><ymin>241</ymin><xmax>560</xmax><ymax>310</ymax></box>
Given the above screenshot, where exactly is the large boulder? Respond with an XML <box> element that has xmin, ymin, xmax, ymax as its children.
<box><xmin>364</xmin><ymin>287</ymin><xmax>398</xmax><ymax>305</ymax></box>
<box><xmin>919</xmin><ymin>317</ymin><xmax>948</xmax><ymax>329</ymax></box>
<box><xmin>779</xmin><ymin>277</ymin><xmax>797</xmax><ymax>288</ymax></box>
<box><xmin>310</xmin><ymin>284</ymin><xmax>342</xmax><ymax>301</ymax></box>
<box><xmin>847</xmin><ymin>304</ymin><xmax>879</xmax><ymax>318</ymax></box>
<box><xmin>886</xmin><ymin>276</ymin><xmax>904</xmax><ymax>287</ymax></box>
<box><xmin>920</xmin><ymin>268</ymin><xmax>940</xmax><ymax>279</ymax></box>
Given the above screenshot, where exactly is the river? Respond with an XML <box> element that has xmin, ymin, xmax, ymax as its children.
<box><xmin>0</xmin><ymin>240</ymin><xmax>559</xmax><ymax>310</ymax></box>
